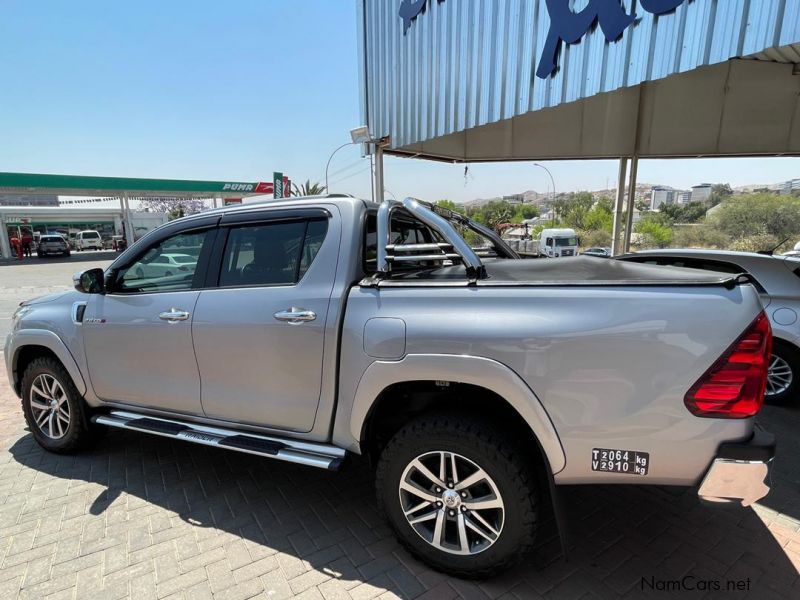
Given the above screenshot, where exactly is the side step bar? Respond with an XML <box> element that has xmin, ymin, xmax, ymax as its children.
<box><xmin>93</xmin><ymin>410</ymin><xmax>347</xmax><ymax>470</ymax></box>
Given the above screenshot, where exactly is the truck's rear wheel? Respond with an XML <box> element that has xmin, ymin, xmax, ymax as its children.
<box><xmin>765</xmin><ymin>341</ymin><xmax>800</xmax><ymax>405</ymax></box>
<box><xmin>375</xmin><ymin>414</ymin><xmax>539</xmax><ymax>578</ymax></box>
<box><xmin>21</xmin><ymin>357</ymin><xmax>100</xmax><ymax>453</ymax></box>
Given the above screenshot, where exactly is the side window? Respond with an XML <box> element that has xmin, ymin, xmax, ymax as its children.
<box><xmin>219</xmin><ymin>219</ymin><xmax>328</xmax><ymax>287</ymax></box>
<box><xmin>114</xmin><ymin>229</ymin><xmax>211</xmax><ymax>294</ymax></box>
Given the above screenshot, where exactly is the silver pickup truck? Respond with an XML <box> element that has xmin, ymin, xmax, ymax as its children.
<box><xmin>4</xmin><ymin>196</ymin><xmax>776</xmax><ymax>577</ymax></box>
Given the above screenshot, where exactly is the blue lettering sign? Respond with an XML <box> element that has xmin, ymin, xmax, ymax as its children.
<box><xmin>536</xmin><ymin>0</ymin><xmax>688</xmax><ymax>79</ymax></box>
<box><xmin>399</xmin><ymin>0</ymin><xmax>689</xmax><ymax>79</ymax></box>
<box><xmin>399</xmin><ymin>0</ymin><xmax>445</xmax><ymax>35</ymax></box>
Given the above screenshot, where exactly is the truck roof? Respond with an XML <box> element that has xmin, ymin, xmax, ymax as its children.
<box><xmin>162</xmin><ymin>194</ymin><xmax>374</xmax><ymax>229</ymax></box>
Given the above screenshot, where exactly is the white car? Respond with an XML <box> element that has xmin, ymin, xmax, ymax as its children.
<box><xmin>619</xmin><ymin>249</ymin><xmax>800</xmax><ymax>405</ymax></box>
<box><xmin>132</xmin><ymin>252</ymin><xmax>197</xmax><ymax>279</ymax></box>
<box><xmin>75</xmin><ymin>230</ymin><xmax>103</xmax><ymax>251</ymax></box>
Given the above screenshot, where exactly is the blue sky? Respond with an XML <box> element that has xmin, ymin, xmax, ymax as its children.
<box><xmin>1</xmin><ymin>0</ymin><xmax>798</xmax><ymax>203</ymax></box>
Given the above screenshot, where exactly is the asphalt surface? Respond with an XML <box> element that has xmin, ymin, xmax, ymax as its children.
<box><xmin>0</xmin><ymin>259</ymin><xmax>798</xmax><ymax>598</ymax></box>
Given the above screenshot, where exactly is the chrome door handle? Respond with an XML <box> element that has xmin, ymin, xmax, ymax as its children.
<box><xmin>274</xmin><ymin>307</ymin><xmax>316</xmax><ymax>324</ymax></box>
<box><xmin>158</xmin><ymin>308</ymin><xmax>190</xmax><ymax>322</ymax></box>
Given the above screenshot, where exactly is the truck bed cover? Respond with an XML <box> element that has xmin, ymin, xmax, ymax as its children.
<box><xmin>382</xmin><ymin>256</ymin><xmax>744</xmax><ymax>288</ymax></box>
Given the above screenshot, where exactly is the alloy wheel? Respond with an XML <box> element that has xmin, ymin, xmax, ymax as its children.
<box><xmin>398</xmin><ymin>451</ymin><xmax>504</xmax><ymax>555</ymax></box>
<box><xmin>767</xmin><ymin>354</ymin><xmax>793</xmax><ymax>397</ymax></box>
<box><xmin>29</xmin><ymin>373</ymin><xmax>71</xmax><ymax>439</ymax></box>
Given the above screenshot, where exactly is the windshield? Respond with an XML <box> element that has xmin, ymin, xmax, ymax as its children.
<box><xmin>555</xmin><ymin>237</ymin><xmax>578</xmax><ymax>247</ymax></box>
<box><xmin>83</xmin><ymin>232</ymin><xmax>100</xmax><ymax>239</ymax></box>
<box><xmin>172</xmin><ymin>255</ymin><xmax>195</xmax><ymax>264</ymax></box>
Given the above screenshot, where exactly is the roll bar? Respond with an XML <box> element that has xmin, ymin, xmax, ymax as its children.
<box><xmin>376</xmin><ymin>197</ymin><xmax>517</xmax><ymax>281</ymax></box>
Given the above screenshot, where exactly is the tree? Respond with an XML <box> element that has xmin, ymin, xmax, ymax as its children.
<box><xmin>140</xmin><ymin>198</ymin><xmax>206</xmax><ymax>220</ymax></box>
<box><xmin>711</xmin><ymin>193</ymin><xmax>800</xmax><ymax>243</ymax></box>
<box><xmin>660</xmin><ymin>201</ymin><xmax>707</xmax><ymax>224</ymax></box>
<box><xmin>292</xmin><ymin>180</ymin><xmax>326</xmax><ymax>196</ymax></box>
<box><xmin>709</xmin><ymin>183</ymin><xmax>733</xmax><ymax>207</ymax></box>
<box><xmin>436</xmin><ymin>199</ymin><xmax>464</xmax><ymax>214</ymax></box>
<box><xmin>635</xmin><ymin>213</ymin><xmax>674</xmax><ymax>248</ymax></box>
<box><xmin>559</xmin><ymin>192</ymin><xmax>594</xmax><ymax>229</ymax></box>
<box><xmin>511</xmin><ymin>204</ymin><xmax>538</xmax><ymax>223</ymax></box>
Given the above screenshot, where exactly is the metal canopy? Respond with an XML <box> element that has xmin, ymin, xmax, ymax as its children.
<box><xmin>386</xmin><ymin>57</ymin><xmax>800</xmax><ymax>162</ymax></box>
<box><xmin>0</xmin><ymin>172</ymin><xmax>266</xmax><ymax>198</ymax></box>
<box><xmin>359</xmin><ymin>0</ymin><xmax>800</xmax><ymax>161</ymax></box>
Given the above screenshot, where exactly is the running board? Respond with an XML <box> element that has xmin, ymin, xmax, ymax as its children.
<box><xmin>93</xmin><ymin>410</ymin><xmax>347</xmax><ymax>470</ymax></box>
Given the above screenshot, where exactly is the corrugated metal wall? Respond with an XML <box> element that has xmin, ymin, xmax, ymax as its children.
<box><xmin>358</xmin><ymin>0</ymin><xmax>800</xmax><ymax>150</ymax></box>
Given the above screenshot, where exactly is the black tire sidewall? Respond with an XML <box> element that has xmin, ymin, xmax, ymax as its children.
<box><xmin>766</xmin><ymin>340</ymin><xmax>800</xmax><ymax>405</ymax></box>
<box><xmin>21</xmin><ymin>358</ymin><xmax>89</xmax><ymax>452</ymax></box>
<box><xmin>376</xmin><ymin>417</ymin><xmax>538</xmax><ymax>577</ymax></box>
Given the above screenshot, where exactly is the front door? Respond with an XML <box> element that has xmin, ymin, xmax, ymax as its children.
<box><xmin>192</xmin><ymin>212</ymin><xmax>336</xmax><ymax>432</ymax></box>
<box><xmin>82</xmin><ymin>227</ymin><xmax>215</xmax><ymax>414</ymax></box>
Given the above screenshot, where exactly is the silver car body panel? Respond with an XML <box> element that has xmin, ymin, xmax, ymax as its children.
<box><xmin>622</xmin><ymin>249</ymin><xmax>800</xmax><ymax>350</ymax></box>
<box><xmin>337</xmin><ymin>282</ymin><xmax>761</xmax><ymax>485</ymax></box>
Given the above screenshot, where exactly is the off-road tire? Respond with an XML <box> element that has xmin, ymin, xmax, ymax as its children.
<box><xmin>375</xmin><ymin>414</ymin><xmax>539</xmax><ymax>578</ymax></box>
<box><xmin>21</xmin><ymin>357</ymin><xmax>101</xmax><ymax>453</ymax></box>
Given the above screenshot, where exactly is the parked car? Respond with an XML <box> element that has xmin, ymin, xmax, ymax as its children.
<box><xmin>619</xmin><ymin>249</ymin><xmax>800</xmax><ymax>405</ymax></box>
<box><xmin>75</xmin><ymin>230</ymin><xmax>103</xmax><ymax>251</ymax></box>
<box><xmin>582</xmin><ymin>247</ymin><xmax>611</xmax><ymax>258</ymax></box>
<box><xmin>131</xmin><ymin>252</ymin><xmax>197</xmax><ymax>279</ymax></box>
<box><xmin>5</xmin><ymin>197</ymin><xmax>775</xmax><ymax>578</ymax></box>
<box><xmin>36</xmin><ymin>234</ymin><xmax>70</xmax><ymax>258</ymax></box>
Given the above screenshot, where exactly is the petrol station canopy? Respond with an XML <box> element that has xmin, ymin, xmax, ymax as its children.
<box><xmin>0</xmin><ymin>172</ymin><xmax>272</xmax><ymax>198</ymax></box>
<box><xmin>358</xmin><ymin>0</ymin><xmax>800</xmax><ymax>161</ymax></box>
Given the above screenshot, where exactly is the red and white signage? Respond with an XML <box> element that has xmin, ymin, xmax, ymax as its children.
<box><xmin>254</xmin><ymin>181</ymin><xmax>274</xmax><ymax>194</ymax></box>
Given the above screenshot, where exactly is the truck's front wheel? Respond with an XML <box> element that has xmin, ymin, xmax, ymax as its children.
<box><xmin>375</xmin><ymin>414</ymin><xmax>539</xmax><ymax>578</ymax></box>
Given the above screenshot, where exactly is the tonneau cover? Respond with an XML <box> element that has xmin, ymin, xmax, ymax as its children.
<box><xmin>384</xmin><ymin>256</ymin><xmax>743</xmax><ymax>287</ymax></box>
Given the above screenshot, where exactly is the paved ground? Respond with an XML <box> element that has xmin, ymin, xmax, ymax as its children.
<box><xmin>0</xmin><ymin>253</ymin><xmax>114</xmax><ymax>339</ymax></box>
<box><xmin>1</xmin><ymin>262</ymin><xmax>799</xmax><ymax>599</ymax></box>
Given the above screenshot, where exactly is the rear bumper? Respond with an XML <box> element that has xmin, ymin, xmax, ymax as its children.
<box><xmin>697</xmin><ymin>428</ymin><xmax>775</xmax><ymax>507</ymax></box>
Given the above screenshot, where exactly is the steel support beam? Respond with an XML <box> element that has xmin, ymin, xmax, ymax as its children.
<box><xmin>121</xmin><ymin>193</ymin><xmax>135</xmax><ymax>245</ymax></box>
<box><xmin>611</xmin><ymin>158</ymin><xmax>628</xmax><ymax>256</ymax></box>
<box><xmin>623</xmin><ymin>156</ymin><xmax>639</xmax><ymax>254</ymax></box>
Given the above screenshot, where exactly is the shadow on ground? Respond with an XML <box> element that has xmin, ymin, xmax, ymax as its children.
<box><xmin>8</xmin><ymin>411</ymin><xmax>799</xmax><ymax>598</ymax></box>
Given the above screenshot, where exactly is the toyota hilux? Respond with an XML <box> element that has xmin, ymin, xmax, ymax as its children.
<box><xmin>5</xmin><ymin>196</ymin><xmax>776</xmax><ymax>577</ymax></box>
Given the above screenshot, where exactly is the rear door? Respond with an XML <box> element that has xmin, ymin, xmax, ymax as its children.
<box><xmin>192</xmin><ymin>208</ymin><xmax>338</xmax><ymax>432</ymax></box>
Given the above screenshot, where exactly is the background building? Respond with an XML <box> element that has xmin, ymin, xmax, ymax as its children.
<box><xmin>691</xmin><ymin>184</ymin><xmax>714</xmax><ymax>203</ymax></box>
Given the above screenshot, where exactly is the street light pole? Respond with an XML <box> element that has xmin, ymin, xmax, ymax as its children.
<box><xmin>325</xmin><ymin>142</ymin><xmax>358</xmax><ymax>193</ymax></box>
<box><xmin>533</xmin><ymin>163</ymin><xmax>556</xmax><ymax>225</ymax></box>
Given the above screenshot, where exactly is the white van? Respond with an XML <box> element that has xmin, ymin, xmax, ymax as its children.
<box><xmin>75</xmin><ymin>230</ymin><xmax>103</xmax><ymax>251</ymax></box>
<box><xmin>539</xmin><ymin>228</ymin><xmax>579</xmax><ymax>258</ymax></box>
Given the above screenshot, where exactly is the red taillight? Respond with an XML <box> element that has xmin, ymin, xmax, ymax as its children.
<box><xmin>684</xmin><ymin>312</ymin><xmax>772</xmax><ymax>419</ymax></box>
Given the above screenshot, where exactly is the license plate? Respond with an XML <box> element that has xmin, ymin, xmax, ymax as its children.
<box><xmin>591</xmin><ymin>448</ymin><xmax>649</xmax><ymax>475</ymax></box>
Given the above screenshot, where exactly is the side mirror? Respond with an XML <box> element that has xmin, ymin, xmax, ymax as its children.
<box><xmin>73</xmin><ymin>268</ymin><xmax>105</xmax><ymax>294</ymax></box>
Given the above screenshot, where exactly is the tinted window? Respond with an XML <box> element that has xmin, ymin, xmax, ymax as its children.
<box><xmin>219</xmin><ymin>219</ymin><xmax>327</xmax><ymax>287</ymax></box>
<box><xmin>83</xmin><ymin>232</ymin><xmax>100</xmax><ymax>239</ymax></box>
<box><xmin>115</xmin><ymin>230</ymin><xmax>210</xmax><ymax>294</ymax></box>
